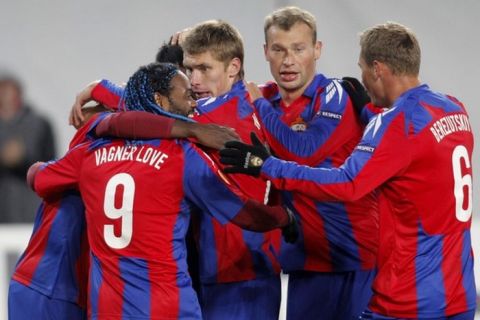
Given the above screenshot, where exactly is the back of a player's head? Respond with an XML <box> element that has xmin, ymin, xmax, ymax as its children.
<box><xmin>182</xmin><ymin>20</ymin><xmax>245</xmax><ymax>79</ymax></box>
<box><xmin>122</xmin><ymin>62</ymin><xmax>192</xmax><ymax>121</ymax></box>
<box><xmin>155</xmin><ymin>43</ymin><xmax>184</xmax><ymax>70</ymax></box>
<box><xmin>264</xmin><ymin>6</ymin><xmax>317</xmax><ymax>44</ymax></box>
<box><xmin>360</xmin><ymin>22</ymin><xmax>421</xmax><ymax>76</ymax></box>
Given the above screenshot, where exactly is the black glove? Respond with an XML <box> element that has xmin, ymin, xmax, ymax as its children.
<box><xmin>219</xmin><ymin>132</ymin><xmax>270</xmax><ymax>176</ymax></box>
<box><xmin>341</xmin><ymin>77</ymin><xmax>370</xmax><ymax>115</ymax></box>
<box><xmin>282</xmin><ymin>207</ymin><xmax>299</xmax><ymax>244</ymax></box>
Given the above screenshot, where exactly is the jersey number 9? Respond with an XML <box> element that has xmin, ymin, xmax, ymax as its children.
<box><xmin>103</xmin><ymin>173</ymin><xmax>135</xmax><ymax>249</ymax></box>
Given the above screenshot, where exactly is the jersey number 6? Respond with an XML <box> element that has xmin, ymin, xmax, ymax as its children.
<box><xmin>452</xmin><ymin>145</ymin><xmax>472</xmax><ymax>222</ymax></box>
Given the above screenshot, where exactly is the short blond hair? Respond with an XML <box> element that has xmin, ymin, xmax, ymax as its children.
<box><xmin>264</xmin><ymin>6</ymin><xmax>317</xmax><ymax>44</ymax></box>
<box><xmin>183</xmin><ymin>20</ymin><xmax>244</xmax><ymax>79</ymax></box>
<box><xmin>360</xmin><ymin>22</ymin><xmax>421</xmax><ymax>76</ymax></box>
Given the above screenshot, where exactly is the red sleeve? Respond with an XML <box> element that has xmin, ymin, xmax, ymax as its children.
<box><xmin>33</xmin><ymin>144</ymin><xmax>85</xmax><ymax>199</ymax></box>
<box><xmin>91</xmin><ymin>79</ymin><xmax>124</xmax><ymax>111</ymax></box>
<box><xmin>68</xmin><ymin>113</ymin><xmax>101</xmax><ymax>149</ymax></box>
<box><xmin>95</xmin><ymin>111</ymin><xmax>175</xmax><ymax>139</ymax></box>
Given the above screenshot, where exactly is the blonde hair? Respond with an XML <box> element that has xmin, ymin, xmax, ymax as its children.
<box><xmin>360</xmin><ymin>22</ymin><xmax>421</xmax><ymax>76</ymax></box>
<box><xmin>183</xmin><ymin>20</ymin><xmax>244</xmax><ymax>79</ymax></box>
<box><xmin>264</xmin><ymin>6</ymin><xmax>317</xmax><ymax>44</ymax></box>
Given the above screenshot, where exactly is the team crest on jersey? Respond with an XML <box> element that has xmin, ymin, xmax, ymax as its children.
<box><xmin>290</xmin><ymin>117</ymin><xmax>307</xmax><ymax>132</ymax></box>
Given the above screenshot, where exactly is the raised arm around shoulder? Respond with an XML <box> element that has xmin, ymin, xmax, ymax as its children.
<box><xmin>69</xmin><ymin>80</ymin><xmax>102</xmax><ymax>128</ymax></box>
<box><xmin>95</xmin><ymin>111</ymin><xmax>175</xmax><ymax>139</ymax></box>
<box><xmin>178</xmin><ymin>122</ymin><xmax>240</xmax><ymax>150</ymax></box>
<box><xmin>94</xmin><ymin>111</ymin><xmax>239</xmax><ymax>149</ymax></box>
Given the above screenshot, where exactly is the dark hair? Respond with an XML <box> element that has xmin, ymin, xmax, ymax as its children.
<box><xmin>121</xmin><ymin>62</ymin><xmax>193</xmax><ymax>121</ymax></box>
<box><xmin>155</xmin><ymin>43</ymin><xmax>184</xmax><ymax>68</ymax></box>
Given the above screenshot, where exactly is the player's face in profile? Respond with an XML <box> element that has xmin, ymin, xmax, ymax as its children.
<box><xmin>264</xmin><ymin>22</ymin><xmax>321</xmax><ymax>95</ymax></box>
<box><xmin>358</xmin><ymin>56</ymin><xmax>385</xmax><ymax>107</ymax></box>
<box><xmin>163</xmin><ymin>72</ymin><xmax>196</xmax><ymax>117</ymax></box>
<box><xmin>183</xmin><ymin>51</ymin><xmax>232</xmax><ymax>99</ymax></box>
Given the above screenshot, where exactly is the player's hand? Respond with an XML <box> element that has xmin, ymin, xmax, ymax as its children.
<box><xmin>245</xmin><ymin>81</ymin><xmax>263</xmax><ymax>101</ymax></box>
<box><xmin>192</xmin><ymin>123</ymin><xmax>240</xmax><ymax>150</ymax></box>
<box><xmin>69</xmin><ymin>80</ymin><xmax>101</xmax><ymax>128</ymax></box>
<box><xmin>341</xmin><ymin>77</ymin><xmax>370</xmax><ymax>115</ymax></box>
<box><xmin>282</xmin><ymin>207</ymin><xmax>299</xmax><ymax>244</ymax></box>
<box><xmin>220</xmin><ymin>132</ymin><xmax>270</xmax><ymax>176</ymax></box>
<box><xmin>169</xmin><ymin>28</ymin><xmax>192</xmax><ymax>46</ymax></box>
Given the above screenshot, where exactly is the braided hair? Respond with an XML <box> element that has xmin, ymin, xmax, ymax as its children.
<box><xmin>121</xmin><ymin>62</ymin><xmax>194</xmax><ymax>122</ymax></box>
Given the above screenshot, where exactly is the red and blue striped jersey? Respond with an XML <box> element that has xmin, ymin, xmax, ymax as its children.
<box><xmin>256</xmin><ymin>74</ymin><xmax>378</xmax><ymax>272</ymax></box>
<box><xmin>193</xmin><ymin>80</ymin><xmax>281</xmax><ymax>284</ymax></box>
<box><xmin>260</xmin><ymin>84</ymin><xmax>476</xmax><ymax>317</ymax></box>
<box><xmin>32</xmin><ymin>135</ymin><xmax>280</xmax><ymax>319</ymax></box>
<box><xmin>91</xmin><ymin>79</ymin><xmax>281</xmax><ymax>284</ymax></box>
<box><xmin>12</xmin><ymin>193</ymin><xmax>88</xmax><ymax>306</ymax></box>
<box><xmin>10</xmin><ymin>115</ymin><xmax>103</xmax><ymax>307</ymax></box>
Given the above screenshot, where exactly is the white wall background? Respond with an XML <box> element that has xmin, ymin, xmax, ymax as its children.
<box><xmin>1</xmin><ymin>0</ymin><xmax>479</xmax><ymax>317</ymax></box>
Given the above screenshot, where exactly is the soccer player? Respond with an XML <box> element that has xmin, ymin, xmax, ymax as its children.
<box><xmin>246</xmin><ymin>7</ymin><xmax>377</xmax><ymax>319</ymax></box>
<box><xmin>220</xmin><ymin>22</ymin><xmax>476</xmax><ymax>319</ymax></box>
<box><xmin>7</xmin><ymin>109</ymin><xmax>105</xmax><ymax>320</ymax></box>
<box><xmin>70</xmin><ymin>13</ymin><xmax>376</xmax><ymax>318</ymax></box>
<box><xmin>71</xmin><ymin>21</ymin><xmax>285</xmax><ymax>320</ymax></box>
<box><xmin>28</xmin><ymin>62</ymin><xmax>297</xmax><ymax>320</ymax></box>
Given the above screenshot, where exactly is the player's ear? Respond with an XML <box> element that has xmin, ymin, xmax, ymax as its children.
<box><xmin>227</xmin><ymin>57</ymin><xmax>241</xmax><ymax>79</ymax></box>
<box><xmin>314</xmin><ymin>40</ymin><xmax>322</xmax><ymax>60</ymax></box>
<box><xmin>154</xmin><ymin>92</ymin><xmax>169</xmax><ymax>108</ymax></box>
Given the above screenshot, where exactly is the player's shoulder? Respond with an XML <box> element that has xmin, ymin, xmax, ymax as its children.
<box><xmin>69</xmin><ymin>112</ymin><xmax>110</xmax><ymax>149</ymax></box>
<box><xmin>196</xmin><ymin>83</ymin><xmax>244</xmax><ymax>111</ymax></box>
<box><xmin>259</xmin><ymin>81</ymin><xmax>280</xmax><ymax>101</ymax></box>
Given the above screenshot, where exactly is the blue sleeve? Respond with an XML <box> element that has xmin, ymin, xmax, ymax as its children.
<box><xmin>182</xmin><ymin>143</ymin><xmax>245</xmax><ymax>224</ymax></box>
<box><xmin>261</xmin><ymin>108</ymin><xmax>412</xmax><ymax>201</ymax></box>
<box><xmin>256</xmin><ymin>79</ymin><xmax>356</xmax><ymax>166</ymax></box>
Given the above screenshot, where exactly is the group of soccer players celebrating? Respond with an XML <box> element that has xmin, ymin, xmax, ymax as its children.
<box><xmin>8</xmin><ymin>5</ymin><xmax>476</xmax><ymax>320</ymax></box>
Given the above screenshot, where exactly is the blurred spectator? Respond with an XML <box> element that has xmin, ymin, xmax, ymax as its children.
<box><xmin>0</xmin><ymin>73</ymin><xmax>56</xmax><ymax>223</ymax></box>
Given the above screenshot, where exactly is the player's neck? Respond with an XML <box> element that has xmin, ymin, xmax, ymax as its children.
<box><xmin>278</xmin><ymin>74</ymin><xmax>315</xmax><ymax>107</ymax></box>
<box><xmin>384</xmin><ymin>75</ymin><xmax>421</xmax><ymax>108</ymax></box>
<box><xmin>279</xmin><ymin>86</ymin><xmax>306</xmax><ymax>107</ymax></box>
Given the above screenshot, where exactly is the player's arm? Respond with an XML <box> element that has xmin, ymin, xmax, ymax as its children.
<box><xmin>248</xmin><ymin>80</ymin><xmax>360</xmax><ymax>166</ymax></box>
<box><xmin>221</xmin><ymin>111</ymin><xmax>412</xmax><ymax>202</ymax></box>
<box><xmin>183</xmin><ymin>143</ymin><xmax>298</xmax><ymax>242</ymax></box>
<box><xmin>94</xmin><ymin>112</ymin><xmax>239</xmax><ymax>150</ymax></box>
<box><xmin>27</xmin><ymin>144</ymin><xmax>85</xmax><ymax>199</ymax></box>
<box><xmin>70</xmin><ymin>79</ymin><xmax>239</xmax><ymax>149</ymax></box>
<box><xmin>69</xmin><ymin>79</ymin><xmax>123</xmax><ymax>128</ymax></box>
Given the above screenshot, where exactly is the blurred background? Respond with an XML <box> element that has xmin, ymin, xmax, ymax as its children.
<box><xmin>1</xmin><ymin>0</ymin><xmax>479</xmax><ymax>318</ymax></box>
